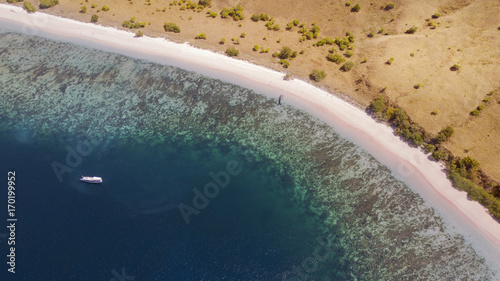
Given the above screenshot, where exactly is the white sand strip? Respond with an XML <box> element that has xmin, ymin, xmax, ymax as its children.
<box><xmin>1</xmin><ymin>5</ymin><xmax>499</xmax><ymax>272</ymax></box>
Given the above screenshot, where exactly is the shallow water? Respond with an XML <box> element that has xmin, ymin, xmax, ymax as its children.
<box><xmin>0</xmin><ymin>32</ymin><xmax>495</xmax><ymax>280</ymax></box>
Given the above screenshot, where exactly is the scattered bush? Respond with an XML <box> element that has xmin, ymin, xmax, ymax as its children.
<box><xmin>253</xmin><ymin>45</ymin><xmax>259</xmax><ymax>51</ymax></box>
<box><xmin>414</xmin><ymin>83</ymin><xmax>422</xmax><ymax>89</ymax></box>
<box><xmin>220</xmin><ymin>5</ymin><xmax>244</xmax><ymax>21</ymax></box>
<box><xmin>278</xmin><ymin>46</ymin><xmax>293</xmax><ymax>59</ymax></box>
<box><xmin>428</xmin><ymin>20</ymin><xmax>437</xmax><ymax>29</ymax></box>
<box><xmin>240</xmin><ymin>33</ymin><xmax>246</xmax><ymax>38</ymax></box>
<box><xmin>436</xmin><ymin>126</ymin><xmax>454</xmax><ymax>143</ymax></box>
<box><xmin>344</xmin><ymin>50</ymin><xmax>353</xmax><ymax>58</ymax></box>
<box><xmin>385</xmin><ymin>2</ymin><xmax>395</xmax><ymax>10</ymax></box>
<box><xmin>410</xmin><ymin>52</ymin><xmax>415</xmax><ymax>57</ymax></box>
<box><xmin>314</xmin><ymin>37</ymin><xmax>334</xmax><ymax>46</ymax></box>
<box><xmin>431</xmin><ymin>110</ymin><xmax>439</xmax><ymax>115</ymax></box>
<box><xmin>367</xmin><ymin>31</ymin><xmax>374</xmax><ymax>38</ymax></box>
<box><xmin>299</xmin><ymin>50</ymin><xmax>305</xmax><ymax>54</ymax></box>
<box><xmin>361</xmin><ymin>58</ymin><xmax>368</xmax><ymax>63</ymax></box>
<box><xmin>219</xmin><ymin>38</ymin><xmax>226</xmax><ymax>44</ymax></box>
<box><xmin>80</xmin><ymin>5</ymin><xmax>87</xmax><ymax>13</ymax></box>
<box><xmin>251</xmin><ymin>13</ymin><xmax>260</xmax><ymax>22</ymax></box>
<box><xmin>386</xmin><ymin>57</ymin><xmax>394</xmax><ymax>65</ymax></box>
<box><xmin>225</xmin><ymin>46</ymin><xmax>239</xmax><ymax>57</ymax></box>
<box><xmin>405</xmin><ymin>26</ymin><xmax>417</xmax><ymax>34</ymax></box>
<box><xmin>310</xmin><ymin>69</ymin><xmax>327</xmax><ymax>81</ymax></box>
<box><xmin>351</xmin><ymin>4</ymin><xmax>361</xmax><ymax>12</ymax></box>
<box><xmin>198</xmin><ymin>0</ymin><xmax>211</xmax><ymax>7</ymax></box>
<box><xmin>291</xmin><ymin>51</ymin><xmax>298</xmax><ymax>58</ymax></box>
<box><xmin>432</xmin><ymin>13</ymin><xmax>441</xmax><ymax>19</ymax></box>
<box><xmin>327</xmin><ymin>54</ymin><xmax>345</xmax><ymax>64</ymax></box>
<box><xmin>39</xmin><ymin>0</ymin><xmax>59</xmax><ymax>9</ymax></box>
<box><xmin>207</xmin><ymin>10</ymin><xmax>217</xmax><ymax>18</ymax></box>
<box><xmin>135</xmin><ymin>30</ymin><xmax>143</xmax><ymax>37</ymax></box>
<box><xmin>90</xmin><ymin>14</ymin><xmax>98</xmax><ymax>23</ymax></box>
<box><xmin>345</xmin><ymin>2</ymin><xmax>351</xmax><ymax>6</ymax></box>
<box><xmin>424</xmin><ymin>143</ymin><xmax>436</xmax><ymax>153</ymax></box>
<box><xmin>91</xmin><ymin>3</ymin><xmax>96</xmax><ymax>8</ymax></box>
<box><xmin>340</xmin><ymin>61</ymin><xmax>354</xmax><ymax>72</ymax></box>
<box><xmin>450</xmin><ymin>63</ymin><xmax>461</xmax><ymax>71</ymax></box>
<box><xmin>23</xmin><ymin>2</ymin><xmax>37</xmax><ymax>13</ymax></box>
<box><xmin>164</xmin><ymin>22</ymin><xmax>181</xmax><ymax>33</ymax></box>
<box><xmin>279</xmin><ymin>59</ymin><xmax>290</xmax><ymax>68</ymax></box>
<box><xmin>102</xmin><ymin>5</ymin><xmax>109</xmax><ymax>11</ymax></box>
<box><xmin>195</xmin><ymin>33</ymin><xmax>207</xmax><ymax>39</ymax></box>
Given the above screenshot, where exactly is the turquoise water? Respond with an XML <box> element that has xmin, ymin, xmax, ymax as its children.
<box><xmin>0</xmin><ymin>32</ymin><xmax>495</xmax><ymax>280</ymax></box>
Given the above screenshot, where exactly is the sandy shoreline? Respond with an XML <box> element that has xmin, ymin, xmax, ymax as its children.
<box><xmin>1</xmin><ymin>5</ymin><xmax>500</xmax><ymax>272</ymax></box>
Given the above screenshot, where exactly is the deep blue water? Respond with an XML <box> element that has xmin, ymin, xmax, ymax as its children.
<box><xmin>0</xmin><ymin>134</ymin><xmax>339</xmax><ymax>280</ymax></box>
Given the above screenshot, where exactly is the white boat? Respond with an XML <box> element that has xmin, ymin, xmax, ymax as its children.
<box><xmin>80</xmin><ymin>176</ymin><xmax>103</xmax><ymax>184</ymax></box>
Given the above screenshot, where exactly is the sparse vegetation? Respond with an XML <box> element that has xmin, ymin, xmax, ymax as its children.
<box><xmin>279</xmin><ymin>59</ymin><xmax>290</xmax><ymax>68</ymax></box>
<box><xmin>278</xmin><ymin>46</ymin><xmax>293</xmax><ymax>59</ymax></box>
<box><xmin>220</xmin><ymin>5</ymin><xmax>244</xmax><ymax>21</ymax></box>
<box><xmin>432</xmin><ymin>12</ymin><xmax>441</xmax><ymax>19</ymax></box>
<box><xmin>240</xmin><ymin>33</ymin><xmax>246</xmax><ymax>38</ymax></box>
<box><xmin>340</xmin><ymin>61</ymin><xmax>354</xmax><ymax>72</ymax></box>
<box><xmin>219</xmin><ymin>38</ymin><xmax>226</xmax><ymax>44</ymax></box>
<box><xmin>414</xmin><ymin>83</ymin><xmax>422</xmax><ymax>89</ymax></box>
<box><xmin>405</xmin><ymin>26</ymin><xmax>418</xmax><ymax>34</ymax></box>
<box><xmin>164</xmin><ymin>22</ymin><xmax>181</xmax><ymax>33</ymax></box>
<box><xmin>23</xmin><ymin>1</ymin><xmax>37</xmax><ymax>13</ymax></box>
<box><xmin>327</xmin><ymin>54</ymin><xmax>345</xmax><ymax>64</ymax></box>
<box><xmin>80</xmin><ymin>5</ymin><xmax>87</xmax><ymax>13</ymax></box>
<box><xmin>135</xmin><ymin>30</ymin><xmax>143</xmax><ymax>37</ymax></box>
<box><xmin>351</xmin><ymin>4</ymin><xmax>361</xmax><ymax>12</ymax></box>
<box><xmin>90</xmin><ymin>14</ymin><xmax>98</xmax><ymax>23</ymax></box>
<box><xmin>344</xmin><ymin>50</ymin><xmax>353</xmax><ymax>58</ymax></box>
<box><xmin>225</xmin><ymin>46</ymin><xmax>239</xmax><ymax>57</ymax></box>
<box><xmin>367</xmin><ymin>31</ymin><xmax>374</xmax><ymax>38</ymax></box>
<box><xmin>450</xmin><ymin>63</ymin><xmax>461</xmax><ymax>71</ymax></box>
<box><xmin>436</xmin><ymin>126</ymin><xmax>454</xmax><ymax>143</ymax></box>
<box><xmin>387</xmin><ymin>57</ymin><xmax>394</xmax><ymax>65</ymax></box>
<box><xmin>39</xmin><ymin>0</ymin><xmax>59</xmax><ymax>9</ymax></box>
<box><xmin>253</xmin><ymin>45</ymin><xmax>259</xmax><ymax>51</ymax></box>
<box><xmin>385</xmin><ymin>2</ymin><xmax>395</xmax><ymax>10</ymax></box>
<box><xmin>102</xmin><ymin>5</ymin><xmax>109</xmax><ymax>11</ymax></box>
<box><xmin>310</xmin><ymin>70</ymin><xmax>327</xmax><ymax>81</ymax></box>
<box><xmin>428</xmin><ymin>20</ymin><xmax>437</xmax><ymax>29</ymax></box>
<box><xmin>206</xmin><ymin>10</ymin><xmax>217</xmax><ymax>18</ymax></box>
<box><xmin>195</xmin><ymin>33</ymin><xmax>207</xmax><ymax>39</ymax></box>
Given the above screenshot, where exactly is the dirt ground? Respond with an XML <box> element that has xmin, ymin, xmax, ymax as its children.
<box><xmin>5</xmin><ymin>0</ymin><xmax>499</xmax><ymax>181</ymax></box>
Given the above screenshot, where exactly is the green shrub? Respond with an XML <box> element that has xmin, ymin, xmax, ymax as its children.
<box><xmin>340</xmin><ymin>61</ymin><xmax>354</xmax><ymax>72</ymax></box>
<box><xmin>310</xmin><ymin>70</ymin><xmax>326</xmax><ymax>81</ymax></box>
<box><xmin>240</xmin><ymin>33</ymin><xmax>246</xmax><ymax>38</ymax></box>
<box><xmin>432</xmin><ymin>13</ymin><xmax>441</xmax><ymax>19</ymax></box>
<box><xmin>253</xmin><ymin>45</ymin><xmax>259</xmax><ymax>51</ymax></box>
<box><xmin>450</xmin><ymin>63</ymin><xmax>461</xmax><ymax>71</ymax></box>
<box><xmin>286</xmin><ymin>22</ymin><xmax>294</xmax><ymax>30</ymax></box>
<box><xmin>314</xmin><ymin>37</ymin><xmax>334</xmax><ymax>46</ymax></box>
<box><xmin>405</xmin><ymin>26</ymin><xmax>417</xmax><ymax>34</ymax></box>
<box><xmin>431</xmin><ymin>109</ymin><xmax>439</xmax><ymax>115</ymax></box>
<box><xmin>299</xmin><ymin>50</ymin><xmax>305</xmax><ymax>54</ymax></box>
<box><xmin>273</xmin><ymin>24</ymin><xmax>280</xmax><ymax>31</ymax></box>
<box><xmin>102</xmin><ymin>5</ymin><xmax>110</xmax><ymax>11</ymax></box>
<box><xmin>367</xmin><ymin>31</ymin><xmax>374</xmax><ymax>38</ymax></box>
<box><xmin>361</xmin><ymin>58</ymin><xmax>368</xmax><ymax>63</ymax></box>
<box><xmin>344</xmin><ymin>50</ymin><xmax>353</xmax><ymax>58</ymax></box>
<box><xmin>135</xmin><ymin>30</ymin><xmax>144</xmax><ymax>37</ymax></box>
<box><xmin>387</xmin><ymin>57</ymin><xmax>394</xmax><ymax>65</ymax></box>
<box><xmin>326</xmin><ymin>54</ymin><xmax>345</xmax><ymax>64</ymax></box>
<box><xmin>195</xmin><ymin>33</ymin><xmax>207</xmax><ymax>39</ymax></box>
<box><xmin>91</xmin><ymin>3</ymin><xmax>96</xmax><ymax>8</ymax></box>
<box><xmin>428</xmin><ymin>20</ymin><xmax>437</xmax><ymax>29</ymax></box>
<box><xmin>164</xmin><ymin>22</ymin><xmax>181</xmax><ymax>33</ymax></box>
<box><xmin>272</xmin><ymin>52</ymin><xmax>280</xmax><ymax>58</ymax></box>
<box><xmin>207</xmin><ymin>10</ymin><xmax>217</xmax><ymax>18</ymax></box>
<box><xmin>436</xmin><ymin>126</ymin><xmax>454</xmax><ymax>143</ymax></box>
<box><xmin>23</xmin><ymin>2</ymin><xmax>37</xmax><ymax>13</ymax></box>
<box><xmin>278</xmin><ymin>46</ymin><xmax>293</xmax><ymax>59</ymax></box>
<box><xmin>345</xmin><ymin>2</ymin><xmax>351</xmax><ymax>6</ymax></box>
<box><xmin>225</xmin><ymin>46</ymin><xmax>239</xmax><ymax>57</ymax></box>
<box><xmin>385</xmin><ymin>2</ymin><xmax>395</xmax><ymax>10</ymax></box>
<box><xmin>80</xmin><ymin>5</ymin><xmax>87</xmax><ymax>13</ymax></box>
<box><xmin>198</xmin><ymin>0</ymin><xmax>211</xmax><ymax>7</ymax></box>
<box><xmin>291</xmin><ymin>51</ymin><xmax>298</xmax><ymax>58</ymax></box>
<box><xmin>260</xmin><ymin>13</ymin><xmax>269</xmax><ymax>21</ymax></box>
<box><xmin>39</xmin><ymin>0</ymin><xmax>59</xmax><ymax>9</ymax></box>
<box><xmin>470</xmin><ymin>109</ymin><xmax>480</xmax><ymax>116</ymax></box>
<box><xmin>432</xmin><ymin>150</ymin><xmax>448</xmax><ymax>161</ymax></box>
<box><xmin>351</xmin><ymin>4</ymin><xmax>360</xmax><ymax>12</ymax></box>
<box><xmin>220</xmin><ymin>5</ymin><xmax>244</xmax><ymax>21</ymax></box>
<box><xmin>251</xmin><ymin>13</ymin><xmax>260</xmax><ymax>22</ymax></box>
<box><xmin>279</xmin><ymin>59</ymin><xmax>290</xmax><ymax>68</ymax></box>
<box><xmin>414</xmin><ymin>83</ymin><xmax>422</xmax><ymax>89</ymax></box>
<box><xmin>292</xmin><ymin>19</ymin><xmax>299</xmax><ymax>26</ymax></box>
<box><xmin>424</xmin><ymin>143</ymin><xmax>436</xmax><ymax>153</ymax></box>
<box><xmin>370</xmin><ymin>95</ymin><xmax>387</xmax><ymax>117</ymax></box>
<box><xmin>90</xmin><ymin>14</ymin><xmax>98</xmax><ymax>23</ymax></box>
<box><xmin>219</xmin><ymin>38</ymin><xmax>226</xmax><ymax>44</ymax></box>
